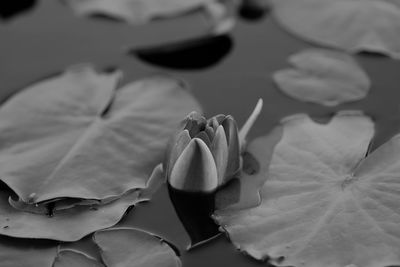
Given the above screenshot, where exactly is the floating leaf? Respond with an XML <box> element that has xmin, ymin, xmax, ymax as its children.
<box><xmin>271</xmin><ymin>0</ymin><xmax>400</xmax><ymax>59</ymax></box>
<box><xmin>8</xmin><ymin>195</ymin><xmax>104</xmax><ymax>215</ymax></box>
<box><xmin>0</xmin><ymin>235</ymin><xmax>57</xmax><ymax>267</ymax></box>
<box><xmin>215</xmin><ymin>111</ymin><xmax>400</xmax><ymax>267</ymax></box>
<box><xmin>133</xmin><ymin>35</ymin><xmax>233</xmax><ymax>70</ymax></box>
<box><xmin>0</xmin><ymin>189</ymin><xmax>143</xmax><ymax>241</ymax></box>
<box><xmin>53</xmin><ymin>249</ymin><xmax>104</xmax><ymax>267</ymax></box>
<box><xmin>139</xmin><ymin>163</ymin><xmax>165</xmax><ymax>199</ymax></box>
<box><xmin>273</xmin><ymin>49</ymin><xmax>371</xmax><ymax>106</ymax></box>
<box><xmin>64</xmin><ymin>0</ymin><xmax>229</xmax><ymax>26</ymax></box>
<box><xmin>0</xmin><ymin>237</ymin><xmax>103</xmax><ymax>267</ymax></box>
<box><xmin>0</xmin><ymin>65</ymin><xmax>201</xmax><ymax>204</ymax></box>
<box><xmin>0</xmin><ymin>0</ymin><xmax>36</xmax><ymax>20</ymax></box>
<box><xmin>94</xmin><ymin>227</ymin><xmax>181</xmax><ymax>267</ymax></box>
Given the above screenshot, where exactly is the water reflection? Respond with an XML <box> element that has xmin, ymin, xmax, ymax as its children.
<box><xmin>168</xmin><ymin>185</ymin><xmax>220</xmax><ymax>249</ymax></box>
<box><xmin>132</xmin><ymin>34</ymin><xmax>233</xmax><ymax>70</ymax></box>
<box><xmin>238</xmin><ymin>0</ymin><xmax>270</xmax><ymax>21</ymax></box>
<box><xmin>0</xmin><ymin>0</ymin><xmax>36</xmax><ymax>20</ymax></box>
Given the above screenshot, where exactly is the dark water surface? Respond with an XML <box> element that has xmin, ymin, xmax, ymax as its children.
<box><xmin>1</xmin><ymin>1</ymin><xmax>400</xmax><ymax>266</ymax></box>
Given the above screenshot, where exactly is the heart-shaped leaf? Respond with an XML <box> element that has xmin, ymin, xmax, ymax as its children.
<box><xmin>94</xmin><ymin>227</ymin><xmax>181</xmax><ymax>267</ymax></box>
<box><xmin>0</xmin><ymin>65</ymin><xmax>201</xmax><ymax>204</ymax></box>
<box><xmin>271</xmin><ymin>0</ymin><xmax>400</xmax><ymax>59</ymax></box>
<box><xmin>273</xmin><ymin>49</ymin><xmax>371</xmax><ymax>106</ymax></box>
<box><xmin>215</xmin><ymin>111</ymin><xmax>400</xmax><ymax>267</ymax></box>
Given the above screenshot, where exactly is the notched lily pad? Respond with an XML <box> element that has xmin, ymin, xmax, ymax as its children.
<box><xmin>271</xmin><ymin>0</ymin><xmax>400</xmax><ymax>59</ymax></box>
<box><xmin>215</xmin><ymin>111</ymin><xmax>400</xmax><ymax>267</ymax></box>
<box><xmin>94</xmin><ymin>227</ymin><xmax>181</xmax><ymax>267</ymax></box>
<box><xmin>0</xmin><ymin>65</ymin><xmax>202</xmax><ymax>204</ymax></box>
<box><xmin>273</xmin><ymin>49</ymin><xmax>371</xmax><ymax>106</ymax></box>
<box><xmin>133</xmin><ymin>34</ymin><xmax>233</xmax><ymax>70</ymax></box>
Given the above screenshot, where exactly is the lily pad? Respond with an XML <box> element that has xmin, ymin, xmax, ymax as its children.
<box><xmin>271</xmin><ymin>0</ymin><xmax>400</xmax><ymax>59</ymax></box>
<box><xmin>94</xmin><ymin>227</ymin><xmax>181</xmax><ymax>267</ymax></box>
<box><xmin>215</xmin><ymin>111</ymin><xmax>400</xmax><ymax>267</ymax></box>
<box><xmin>53</xmin><ymin>249</ymin><xmax>105</xmax><ymax>267</ymax></box>
<box><xmin>0</xmin><ymin>189</ymin><xmax>143</xmax><ymax>241</ymax></box>
<box><xmin>0</xmin><ymin>65</ymin><xmax>201</xmax><ymax>204</ymax></box>
<box><xmin>64</xmin><ymin>0</ymin><xmax>230</xmax><ymax>26</ymax></box>
<box><xmin>0</xmin><ymin>235</ymin><xmax>57</xmax><ymax>267</ymax></box>
<box><xmin>273</xmin><ymin>49</ymin><xmax>371</xmax><ymax>106</ymax></box>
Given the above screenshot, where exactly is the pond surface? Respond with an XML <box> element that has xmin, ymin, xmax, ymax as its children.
<box><xmin>1</xmin><ymin>1</ymin><xmax>400</xmax><ymax>266</ymax></box>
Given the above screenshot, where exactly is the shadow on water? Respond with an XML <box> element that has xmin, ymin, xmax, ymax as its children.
<box><xmin>87</xmin><ymin>13</ymin><xmax>127</xmax><ymax>23</ymax></box>
<box><xmin>168</xmin><ymin>185</ymin><xmax>220</xmax><ymax>249</ymax></box>
<box><xmin>0</xmin><ymin>234</ymin><xmax>56</xmax><ymax>249</ymax></box>
<box><xmin>0</xmin><ymin>181</ymin><xmax>8</xmax><ymax>191</ymax></box>
<box><xmin>132</xmin><ymin>34</ymin><xmax>233</xmax><ymax>70</ymax></box>
<box><xmin>238</xmin><ymin>0</ymin><xmax>270</xmax><ymax>21</ymax></box>
<box><xmin>0</xmin><ymin>0</ymin><xmax>36</xmax><ymax>20</ymax></box>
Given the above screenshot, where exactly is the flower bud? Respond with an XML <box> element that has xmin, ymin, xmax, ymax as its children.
<box><xmin>169</xmin><ymin>138</ymin><xmax>218</xmax><ymax>192</ymax></box>
<box><xmin>166</xmin><ymin>99</ymin><xmax>263</xmax><ymax>193</ymax></box>
<box><xmin>166</xmin><ymin>114</ymin><xmax>242</xmax><ymax>192</ymax></box>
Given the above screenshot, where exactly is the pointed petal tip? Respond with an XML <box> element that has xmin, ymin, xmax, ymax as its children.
<box><xmin>195</xmin><ymin>132</ymin><xmax>212</xmax><ymax>148</ymax></box>
<box><xmin>221</xmin><ymin>116</ymin><xmax>237</xmax><ymax>134</ymax></box>
<box><xmin>192</xmin><ymin>137</ymin><xmax>213</xmax><ymax>155</ymax></box>
<box><xmin>215</xmin><ymin>125</ymin><xmax>226</xmax><ymax>136</ymax></box>
<box><xmin>168</xmin><ymin>138</ymin><xmax>218</xmax><ymax>193</ymax></box>
<box><xmin>221</xmin><ymin>116</ymin><xmax>239</xmax><ymax>144</ymax></box>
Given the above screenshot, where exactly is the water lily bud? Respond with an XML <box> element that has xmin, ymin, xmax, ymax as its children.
<box><xmin>166</xmin><ymin>112</ymin><xmax>241</xmax><ymax>192</ymax></box>
<box><xmin>166</xmin><ymin>100</ymin><xmax>263</xmax><ymax>248</ymax></box>
<box><xmin>166</xmin><ymin>99</ymin><xmax>263</xmax><ymax>193</ymax></box>
<box><xmin>169</xmin><ymin>138</ymin><xmax>218</xmax><ymax>193</ymax></box>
